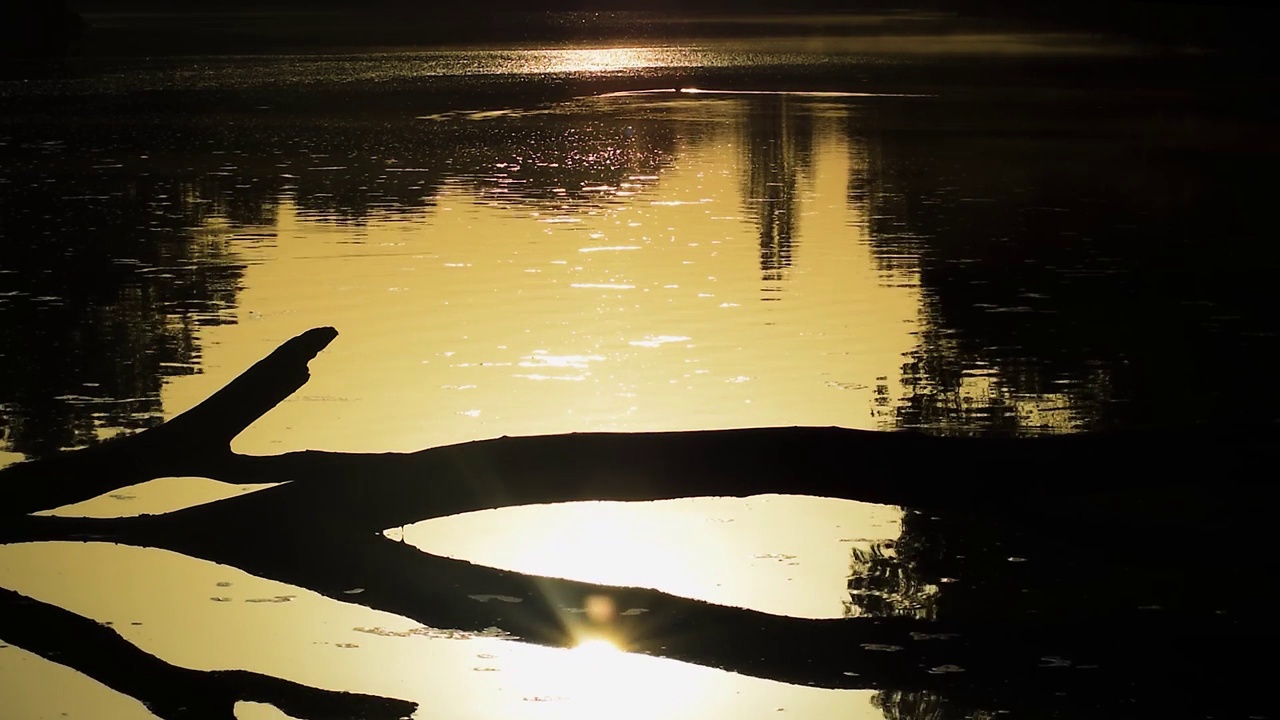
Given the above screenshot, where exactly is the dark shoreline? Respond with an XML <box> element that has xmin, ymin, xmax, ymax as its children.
<box><xmin>46</xmin><ymin>5</ymin><xmax>1278</xmax><ymax>57</ymax></box>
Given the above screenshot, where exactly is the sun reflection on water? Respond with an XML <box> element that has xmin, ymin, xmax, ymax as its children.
<box><xmin>504</xmin><ymin>632</ymin><xmax>726</xmax><ymax>720</ymax></box>
<box><xmin>574</xmin><ymin>637</ymin><xmax>621</xmax><ymax>654</ymax></box>
<box><xmin>401</xmin><ymin>497</ymin><xmax>903</xmax><ymax>620</ymax></box>
<box><xmin>528</xmin><ymin>47</ymin><xmax>685</xmax><ymax>74</ymax></box>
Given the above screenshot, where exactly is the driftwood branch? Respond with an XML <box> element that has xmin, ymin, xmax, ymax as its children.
<box><xmin>0</xmin><ymin>586</ymin><xmax>416</xmax><ymax>720</ymax></box>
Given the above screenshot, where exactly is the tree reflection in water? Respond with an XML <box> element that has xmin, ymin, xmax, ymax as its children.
<box><xmin>741</xmin><ymin>95</ymin><xmax>813</xmax><ymax>286</ymax></box>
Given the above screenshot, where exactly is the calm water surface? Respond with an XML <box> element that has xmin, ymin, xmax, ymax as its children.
<box><xmin>1</xmin><ymin>31</ymin><xmax>1277</xmax><ymax>720</ymax></box>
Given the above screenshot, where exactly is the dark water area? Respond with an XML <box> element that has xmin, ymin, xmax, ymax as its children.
<box><xmin>2</xmin><ymin>16</ymin><xmax>1279</xmax><ymax>720</ymax></box>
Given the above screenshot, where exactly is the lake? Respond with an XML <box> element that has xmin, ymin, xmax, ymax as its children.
<box><xmin>1</xmin><ymin>15</ymin><xmax>1278</xmax><ymax>720</ymax></box>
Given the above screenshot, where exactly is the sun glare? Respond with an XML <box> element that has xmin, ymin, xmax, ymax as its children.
<box><xmin>495</xmin><ymin>631</ymin><xmax>725</xmax><ymax>720</ymax></box>
<box><xmin>573</xmin><ymin>637</ymin><xmax>622</xmax><ymax>656</ymax></box>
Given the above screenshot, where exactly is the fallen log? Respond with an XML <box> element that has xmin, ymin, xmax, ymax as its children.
<box><xmin>4</xmin><ymin>326</ymin><xmax>1272</xmax><ymax>522</ymax></box>
<box><xmin>1</xmin><ymin>326</ymin><xmax>1275</xmax><ymax>719</ymax></box>
<box><xmin>0</xmin><ymin>586</ymin><xmax>416</xmax><ymax>720</ymax></box>
<box><xmin>3</xmin><ymin>513</ymin><xmax>1270</xmax><ymax>719</ymax></box>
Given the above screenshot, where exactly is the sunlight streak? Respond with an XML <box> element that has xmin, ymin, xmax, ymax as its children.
<box><xmin>678</xmin><ymin>87</ymin><xmax>933</xmax><ymax>97</ymax></box>
<box><xmin>528</xmin><ymin>48</ymin><xmax>681</xmax><ymax>75</ymax></box>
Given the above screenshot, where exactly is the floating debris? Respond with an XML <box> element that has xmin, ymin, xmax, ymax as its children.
<box><xmin>353</xmin><ymin>625</ymin><xmax>510</xmax><ymax>640</ymax></box>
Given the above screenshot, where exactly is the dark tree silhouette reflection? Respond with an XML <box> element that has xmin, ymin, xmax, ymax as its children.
<box><xmin>843</xmin><ymin>538</ymin><xmax>939</xmax><ymax>621</ymax></box>
<box><xmin>0</xmin><ymin>104</ymin><xmax>690</xmax><ymax>459</ymax></box>
<box><xmin>873</xmin><ymin>690</ymin><xmax>996</xmax><ymax>720</ymax></box>
<box><xmin>740</xmin><ymin>96</ymin><xmax>814</xmax><ymax>287</ymax></box>
<box><xmin>0</xmin><ymin>161</ymin><xmax>243</xmax><ymax>457</ymax></box>
<box><xmin>438</xmin><ymin>116</ymin><xmax>683</xmax><ymax>211</ymax></box>
<box><xmin>840</xmin><ymin>80</ymin><xmax>1280</xmax><ymax>720</ymax></box>
<box><xmin>847</xmin><ymin>92</ymin><xmax>1278</xmax><ymax>434</ymax></box>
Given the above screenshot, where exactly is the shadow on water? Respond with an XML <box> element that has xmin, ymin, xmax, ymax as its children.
<box><xmin>2</xmin><ymin>35</ymin><xmax>1280</xmax><ymax>720</ymax></box>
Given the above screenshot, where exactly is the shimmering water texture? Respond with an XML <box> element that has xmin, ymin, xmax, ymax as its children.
<box><xmin>1</xmin><ymin>28</ymin><xmax>1278</xmax><ymax>720</ymax></box>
